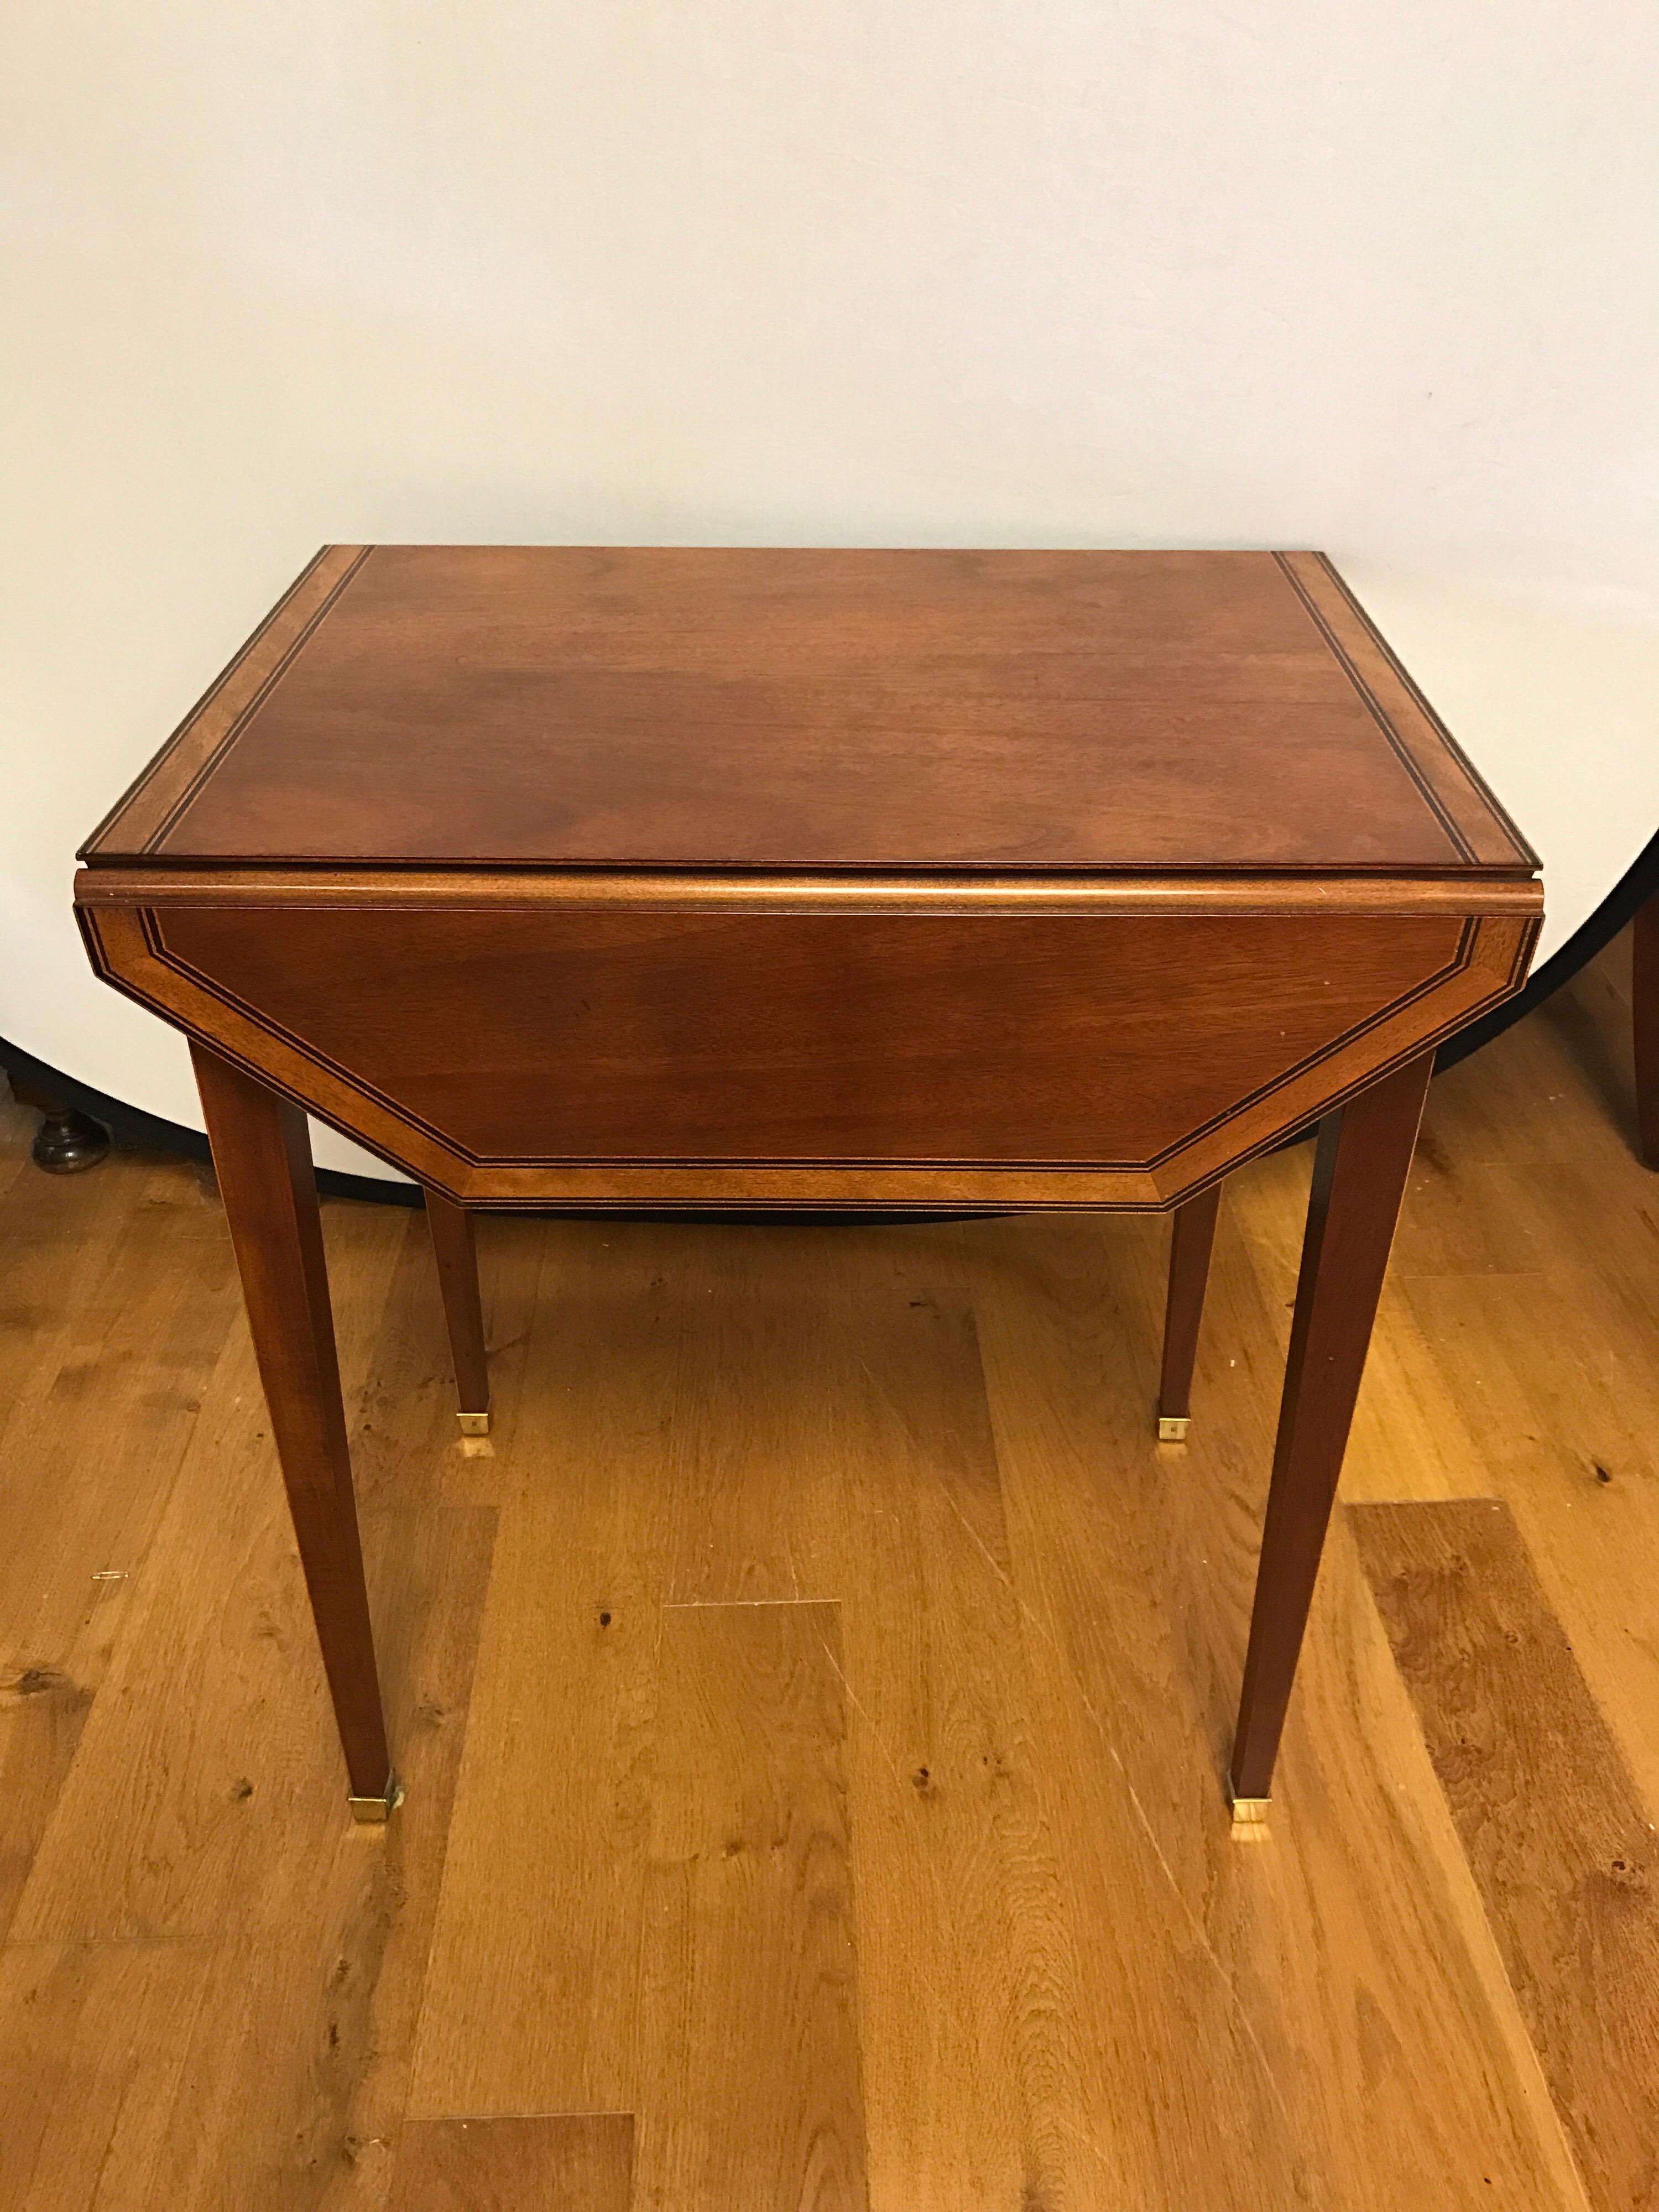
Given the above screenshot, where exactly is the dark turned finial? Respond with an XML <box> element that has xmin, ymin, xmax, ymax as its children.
<box><xmin>31</xmin><ymin>1104</ymin><xmax>111</xmax><ymax>1173</ymax></box>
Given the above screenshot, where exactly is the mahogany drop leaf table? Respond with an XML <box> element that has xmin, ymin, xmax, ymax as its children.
<box><xmin>74</xmin><ymin>546</ymin><xmax>1541</xmax><ymax>1824</ymax></box>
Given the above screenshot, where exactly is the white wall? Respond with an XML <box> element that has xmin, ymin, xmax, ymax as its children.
<box><xmin>4</xmin><ymin>1</ymin><xmax>1656</xmax><ymax>1180</ymax></box>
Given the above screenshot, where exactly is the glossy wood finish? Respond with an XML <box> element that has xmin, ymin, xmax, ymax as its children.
<box><xmin>1230</xmin><ymin>1050</ymin><xmax>1433</xmax><ymax>1803</ymax></box>
<box><xmin>75</xmin><ymin>879</ymin><xmax>1536</xmax><ymax>1211</ymax></box>
<box><xmin>1157</xmin><ymin>1185</ymin><xmax>1220</xmax><ymax>1431</ymax></box>
<box><xmin>189</xmin><ymin>1042</ymin><xmax>392</xmax><ymax>1802</ymax></box>
<box><xmin>81</xmin><ymin>548</ymin><xmax>1536</xmax><ymax>875</ymax></box>
<box><xmin>424</xmin><ymin>1187</ymin><xmax>490</xmax><ymax>1421</ymax></box>
<box><xmin>71</xmin><ymin>546</ymin><xmax>1542</xmax><ymax>1813</ymax></box>
<box><xmin>7</xmin><ymin>932</ymin><xmax>1658</xmax><ymax>2208</ymax></box>
<box><xmin>138</xmin><ymin>899</ymin><xmax>1491</xmax><ymax>1172</ymax></box>
<box><xmin>1635</xmin><ymin>886</ymin><xmax>1657</xmax><ymax>1167</ymax></box>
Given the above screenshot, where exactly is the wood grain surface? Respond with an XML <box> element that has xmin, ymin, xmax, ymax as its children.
<box><xmin>1355</xmin><ymin>1498</ymin><xmax>1659</xmax><ymax>2212</ymax></box>
<box><xmin>71</xmin><ymin>547</ymin><xmax>1541</xmax><ymax>1233</ymax></box>
<box><xmin>81</xmin><ymin>547</ymin><xmax>1533</xmax><ymax>874</ymax></box>
<box><xmin>77</xmin><ymin>895</ymin><xmax>1536</xmax><ymax>1208</ymax></box>
<box><xmin>4</xmin><ymin>926</ymin><xmax>1652</xmax><ymax>2210</ymax></box>
<box><xmin>634</xmin><ymin>1602</ymin><xmax>868</xmax><ymax>2212</ymax></box>
<box><xmin>77</xmin><ymin>545</ymin><xmax>368</xmax><ymax>863</ymax></box>
<box><xmin>149</xmin><ymin>901</ymin><xmax>1468</xmax><ymax>1165</ymax></box>
<box><xmin>391</xmin><ymin>2116</ymin><xmax>634</xmax><ymax>2212</ymax></box>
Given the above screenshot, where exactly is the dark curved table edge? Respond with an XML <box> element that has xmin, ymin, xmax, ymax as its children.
<box><xmin>7</xmin><ymin>826</ymin><xmax>1655</xmax><ymax>1212</ymax></box>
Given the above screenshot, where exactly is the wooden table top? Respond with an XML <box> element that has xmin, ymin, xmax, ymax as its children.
<box><xmin>83</xmin><ymin>545</ymin><xmax>1535</xmax><ymax>879</ymax></box>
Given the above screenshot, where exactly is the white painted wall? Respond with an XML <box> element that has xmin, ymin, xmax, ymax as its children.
<box><xmin>4</xmin><ymin>1</ymin><xmax>1656</xmax><ymax>1180</ymax></box>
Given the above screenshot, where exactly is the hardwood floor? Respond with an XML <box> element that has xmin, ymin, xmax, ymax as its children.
<box><xmin>1</xmin><ymin>928</ymin><xmax>1653</xmax><ymax>2211</ymax></box>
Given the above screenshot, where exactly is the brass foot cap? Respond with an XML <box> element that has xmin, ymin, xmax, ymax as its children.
<box><xmin>456</xmin><ymin>1410</ymin><xmax>491</xmax><ymax>1436</ymax></box>
<box><xmin>348</xmin><ymin>1775</ymin><xmax>405</xmax><ymax>1824</ymax></box>
<box><xmin>1229</xmin><ymin>1793</ymin><xmax>1270</xmax><ymax>1828</ymax></box>
<box><xmin>1157</xmin><ymin>1414</ymin><xmax>1190</xmax><ymax>1443</ymax></box>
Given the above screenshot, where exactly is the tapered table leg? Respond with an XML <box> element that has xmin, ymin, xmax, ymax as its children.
<box><xmin>191</xmin><ymin>1045</ymin><xmax>397</xmax><ymax>1819</ymax></box>
<box><xmin>425</xmin><ymin>1188</ymin><xmax>491</xmax><ymax>1431</ymax></box>
<box><xmin>1636</xmin><ymin>888</ymin><xmax>1658</xmax><ymax>1170</ymax></box>
<box><xmin>1157</xmin><ymin>1183</ymin><xmax>1221</xmax><ymax>1440</ymax></box>
<box><xmin>1228</xmin><ymin>1051</ymin><xmax>1432</xmax><ymax>1821</ymax></box>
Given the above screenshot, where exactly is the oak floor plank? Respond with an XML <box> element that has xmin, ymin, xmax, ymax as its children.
<box><xmin>1280</xmin><ymin>927</ymin><xmax>1659</xmax><ymax>1832</ymax></box>
<box><xmin>813</xmin><ymin>1291</ymin><xmax>1083</xmax><ymax>2212</ymax></box>
<box><xmin>1192</xmin><ymin>1197</ymin><xmax>1597</xmax><ymax>2209</ymax></box>
<box><xmin>1471</xmin><ymin>1151</ymin><xmax>1659</xmax><ymax>1308</ymax></box>
<box><xmin>0</xmin><ymin>1160</ymin><xmax>241</xmax><ymax>1937</ymax></box>
<box><xmin>1422</xmin><ymin>936</ymin><xmax>1641</xmax><ymax>1178</ymax></box>
<box><xmin>1399</xmin><ymin>1264</ymin><xmax>1659</xmax><ymax>1824</ymax></box>
<box><xmin>0</xmin><ymin>1124</ymin><xmax>140</xmax><ymax>1457</ymax></box>
<box><xmin>10</xmin><ymin>1201</ymin><xmax>406</xmax><ymax>1941</ymax></box>
<box><xmin>389</xmin><ymin>2115</ymin><xmax>634</xmax><ymax>2211</ymax></box>
<box><xmin>653</xmin><ymin>1256</ymin><xmax>1092</xmax><ymax>2209</ymax></box>
<box><xmin>1525</xmin><ymin>934</ymin><xmax>1650</xmax><ymax>1172</ymax></box>
<box><xmin>0</xmin><ymin>1162</ymin><xmax>236</xmax><ymax>1650</ymax></box>
<box><xmin>968</xmin><ymin>1214</ymin><xmax>1327</xmax><ymax>2210</ymax></box>
<box><xmin>406</xmin><ymin>1235</ymin><xmax>680</xmax><ymax>2119</ymax></box>
<box><xmin>969</xmin><ymin>1207</ymin><xmax>1592</xmax><ymax>2211</ymax></box>
<box><xmin>632</xmin><ymin>1599</ymin><xmax>868</xmax><ymax>2212</ymax></box>
<box><xmin>0</xmin><ymin>1939</ymin><xmax>213</xmax><ymax>2212</ymax></box>
<box><xmin>148</xmin><ymin>1504</ymin><xmax>503</xmax><ymax>2212</ymax></box>
<box><xmin>1397</xmin><ymin>928</ymin><xmax>1659</xmax><ymax>1825</ymax></box>
<box><xmin>101</xmin><ymin>1497</ymin><xmax>498</xmax><ymax>2212</ymax></box>
<box><xmin>1</xmin><ymin>1189</ymin><xmax>499</xmax><ymax>2209</ymax></box>
<box><xmin>1355</xmin><ymin>1498</ymin><xmax>1659</xmax><ymax>2212</ymax></box>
